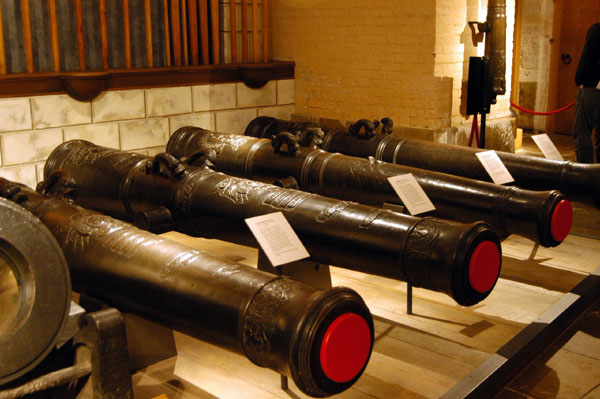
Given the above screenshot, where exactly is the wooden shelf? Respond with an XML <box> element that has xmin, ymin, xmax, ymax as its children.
<box><xmin>0</xmin><ymin>61</ymin><xmax>295</xmax><ymax>101</ymax></box>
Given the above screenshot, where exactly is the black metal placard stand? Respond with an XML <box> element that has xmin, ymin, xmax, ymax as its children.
<box><xmin>382</xmin><ymin>202</ymin><xmax>413</xmax><ymax>314</ymax></box>
<box><xmin>256</xmin><ymin>249</ymin><xmax>333</xmax><ymax>290</ymax></box>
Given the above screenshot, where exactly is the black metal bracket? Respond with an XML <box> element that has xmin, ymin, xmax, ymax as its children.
<box><xmin>256</xmin><ymin>249</ymin><xmax>333</xmax><ymax>291</ymax></box>
<box><xmin>380</xmin><ymin>117</ymin><xmax>394</xmax><ymax>135</ymax></box>
<box><xmin>182</xmin><ymin>149</ymin><xmax>216</xmax><ymax>169</ymax></box>
<box><xmin>383</xmin><ymin>202</ymin><xmax>413</xmax><ymax>314</ymax></box>
<box><xmin>74</xmin><ymin>308</ymin><xmax>134</xmax><ymax>398</ymax></box>
<box><xmin>36</xmin><ymin>170</ymin><xmax>79</xmax><ymax>203</ymax></box>
<box><xmin>271</xmin><ymin>132</ymin><xmax>300</xmax><ymax>156</ymax></box>
<box><xmin>349</xmin><ymin>119</ymin><xmax>380</xmax><ymax>139</ymax></box>
<box><xmin>146</xmin><ymin>153</ymin><xmax>187</xmax><ymax>179</ymax></box>
<box><xmin>442</xmin><ymin>266</ymin><xmax>600</xmax><ymax>398</ymax></box>
<box><xmin>0</xmin><ymin>307</ymin><xmax>133</xmax><ymax>399</ymax></box>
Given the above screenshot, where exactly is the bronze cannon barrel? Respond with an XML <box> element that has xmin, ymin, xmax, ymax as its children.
<box><xmin>485</xmin><ymin>0</ymin><xmax>507</xmax><ymax>99</ymax></box>
<box><xmin>44</xmin><ymin>140</ymin><xmax>502</xmax><ymax>306</ymax></box>
<box><xmin>168</xmin><ymin>127</ymin><xmax>572</xmax><ymax>247</ymax></box>
<box><xmin>245</xmin><ymin>116</ymin><xmax>600</xmax><ymax>208</ymax></box>
<box><xmin>0</xmin><ymin>178</ymin><xmax>374</xmax><ymax>398</ymax></box>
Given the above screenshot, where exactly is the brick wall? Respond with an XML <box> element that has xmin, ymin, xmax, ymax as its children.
<box><xmin>517</xmin><ymin>0</ymin><xmax>554</xmax><ymax>131</ymax></box>
<box><xmin>271</xmin><ymin>0</ymin><xmax>515</xmax><ymax>135</ymax></box>
<box><xmin>0</xmin><ymin>80</ymin><xmax>294</xmax><ymax>189</ymax></box>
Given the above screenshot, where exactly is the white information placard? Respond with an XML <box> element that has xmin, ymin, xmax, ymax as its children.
<box><xmin>531</xmin><ymin>133</ymin><xmax>564</xmax><ymax>161</ymax></box>
<box><xmin>387</xmin><ymin>173</ymin><xmax>436</xmax><ymax>215</ymax></box>
<box><xmin>245</xmin><ymin>212</ymin><xmax>309</xmax><ymax>267</ymax></box>
<box><xmin>475</xmin><ymin>150</ymin><xmax>515</xmax><ymax>185</ymax></box>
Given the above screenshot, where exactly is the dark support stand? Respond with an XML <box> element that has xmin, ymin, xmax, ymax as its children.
<box><xmin>382</xmin><ymin>203</ymin><xmax>413</xmax><ymax>315</ymax></box>
<box><xmin>75</xmin><ymin>309</ymin><xmax>133</xmax><ymax>398</ymax></box>
<box><xmin>280</xmin><ymin>375</ymin><xmax>289</xmax><ymax>390</ymax></box>
<box><xmin>256</xmin><ymin>250</ymin><xmax>333</xmax><ymax>290</ymax></box>
<box><xmin>0</xmin><ymin>307</ymin><xmax>133</xmax><ymax>399</ymax></box>
<box><xmin>480</xmin><ymin>111</ymin><xmax>487</xmax><ymax>149</ymax></box>
<box><xmin>407</xmin><ymin>284</ymin><xmax>413</xmax><ymax>315</ymax></box>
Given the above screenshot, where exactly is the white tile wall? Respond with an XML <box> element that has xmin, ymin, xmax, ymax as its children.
<box><xmin>258</xmin><ymin>104</ymin><xmax>295</xmax><ymax>120</ymax></box>
<box><xmin>277</xmin><ymin>80</ymin><xmax>295</xmax><ymax>105</ymax></box>
<box><xmin>2</xmin><ymin>129</ymin><xmax>63</xmax><ymax>165</ymax></box>
<box><xmin>221</xmin><ymin>32</ymin><xmax>246</xmax><ymax>64</ymax></box>
<box><xmin>93</xmin><ymin>90</ymin><xmax>145</xmax><ymax>122</ymax></box>
<box><xmin>215</xmin><ymin>108</ymin><xmax>258</xmax><ymax>134</ymax></box>
<box><xmin>0</xmin><ymin>98</ymin><xmax>32</xmax><ymax>132</ymax></box>
<box><xmin>169</xmin><ymin>113</ymin><xmax>215</xmax><ymax>134</ymax></box>
<box><xmin>146</xmin><ymin>87</ymin><xmax>193</xmax><ymax>117</ymax></box>
<box><xmin>31</xmin><ymin>95</ymin><xmax>91</xmax><ymax>128</ymax></box>
<box><xmin>193</xmin><ymin>84</ymin><xmax>237</xmax><ymax>111</ymax></box>
<box><xmin>236</xmin><ymin>81</ymin><xmax>276</xmax><ymax>108</ymax></box>
<box><xmin>0</xmin><ymin>80</ymin><xmax>294</xmax><ymax>187</ymax></box>
<box><xmin>147</xmin><ymin>146</ymin><xmax>167</xmax><ymax>157</ymax></box>
<box><xmin>120</xmin><ymin>118</ymin><xmax>169</xmax><ymax>150</ymax></box>
<box><xmin>64</xmin><ymin>123</ymin><xmax>120</xmax><ymax>148</ymax></box>
<box><xmin>0</xmin><ymin>164</ymin><xmax>37</xmax><ymax>189</ymax></box>
<box><xmin>35</xmin><ymin>162</ymin><xmax>45</xmax><ymax>183</ymax></box>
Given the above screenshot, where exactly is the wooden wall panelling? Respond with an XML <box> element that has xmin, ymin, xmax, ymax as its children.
<box><xmin>241</xmin><ymin>0</ymin><xmax>248</xmax><ymax>62</ymax></box>
<box><xmin>48</xmin><ymin>0</ymin><xmax>60</xmax><ymax>71</ymax></box>
<box><xmin>105</xmin><ymin>0</ymin><xmax>125</xmax><ymax>69</ymax></box>
<box><xmin>0</xmin><ymin>0</ymin><xmax>5</xmax><ymax>74</ymax></box>
<box><xmin>142</xmin><ymin>0</ymin><xmax>152</xmax><ymax>67</ymax></box>
<box><xmin>1</xmin><ymin>0</ymin><xmax>25</xmax><ymax>73</ymax></box>
<box><xmin>20</xmin><ymin>0</ymin><xmax>33</xmax><ymax>72</ymax></box>
<box><xmin>128</xmin><ymin>0</ymin><xmax>147</xmax><ymax>68</ymax></box>
<box><xmin>74</xmin><ymin>0</ymin><xmax>85</xmax><ymax>70</ymax></box>
<box><xmin>549</xmin><ymin>0</ymin><xmax>600</xmax><ymax>133</ymax></box>
<box><xmin>29</xmin><ymin>0</ymin><xmax>53</xmax><ymax>72</ymax></box>
<box><xmin>230</xmin><ymin>0</ymin><xmax>237</xmax><ymax>63</ymax></box>
<box><xmin>150</xmin><ymin>0</ymin><xmax>166</xmax><ymax>67</ymax></box>
<box><xmin>188</xmin><ymin>0</ymin><xmax>199</xmax><ymax>65</ymax></box>
<box><xmin>162</xmin><ymin>0</ymin><xmax>171</xmax><ymax>66</ymax></box>
<box><xmin>261</xmin><ymin>0</ymin><xmax>267</xmax><ymax>62</ymax></box>
<box><xmin>80</xmin><ymin>0</ymin><xmax>102</xmax><ymax>71</ymax></box>
<box><xmin>210</xmin><ymin>0</ymin><xmax>219</xmax><ymax>64</ymax></box>
<box><xmin>55</xmin><ymin>0</ymin><xmax>77</xmax><ymax>72</ymax></box>
<box><xmin>252</xmin><ymin>0</ymin><xmax>258</xmax><ymax>62</ymax></box>
<box><xmin>123</xmin><ymin>0</ymin><xmax>132</xmax><ymax>67</ymax></box>
<box><xmin>99</xmin><ymin>0</ymin><xmax>109</xmax><ymax>69</ymax></box>
<box><xmin>170</xmin><ymin>0</ymin><xmax>182</xmax><ymax>66</ymax></box>
<box><xmin>181</xmin><ymin>0</ymin><xmax>188</xmax><ymax>65</ymax></box>
<box><xmin>199</xmin><ymin>0</ymin><xmax>209</xmax><ymax>64</ymax></box>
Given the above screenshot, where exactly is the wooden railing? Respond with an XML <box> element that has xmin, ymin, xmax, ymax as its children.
<box><xmin>0</xmin><ymin>0</ymin><xmax>293</xmax><ymax>100</ymax></box>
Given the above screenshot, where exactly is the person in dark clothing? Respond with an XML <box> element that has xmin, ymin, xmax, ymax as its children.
<box><xmin>572</xmin><ymin>23</ymin><xmax>600</xmax><ymax>163</ymax></box>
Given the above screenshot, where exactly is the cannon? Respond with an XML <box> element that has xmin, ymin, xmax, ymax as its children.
<box><xmin>167</xmin><ymin>127</ymin><xmax>572</xmax><ymax>248</ymax></box>
<box><xmin>43</xmin><ymin>140</ymin><xmax>502</xmax><ymax>306</ymax></box>
<box><xmin>245</xmin><ymin>116</ymin><xmax>600</xmax><ymax>208</ymax></box>
<box><xmin>0</xmin><ymin>177</ymin><xmax>374</xmax><ymax>398</ymax></box>
<box><xmin>0</xmin><ymin>197</ymin><xmax>71</xmax><ymax>385</ymax></box>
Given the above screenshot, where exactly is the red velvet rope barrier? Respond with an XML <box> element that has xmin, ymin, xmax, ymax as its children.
<box><xmin>510</xmin><ymin>100</ymin><xmax>575</xmax><ymax>115</ymax></box>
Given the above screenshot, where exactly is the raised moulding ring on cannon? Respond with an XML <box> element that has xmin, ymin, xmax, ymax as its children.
<box><xmin>0</xmin><ymin>197</ymin><xmax>71</xmax><ymax>386</ymax></box>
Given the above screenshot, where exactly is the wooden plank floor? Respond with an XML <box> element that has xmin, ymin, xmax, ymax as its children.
<box><xmin>131</xmin><ymin>228</ymin><xmax>600</xmax><ymax>399</ymax></box>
